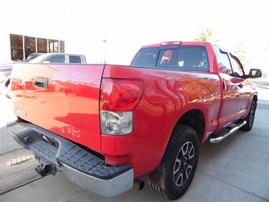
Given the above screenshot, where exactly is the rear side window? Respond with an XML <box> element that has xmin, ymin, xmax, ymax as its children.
<box><xmin>131</xmin><ymin>46</ymin><xmax>209</xmax><ymax>71</ymax></box>
<box><xmin>69</xmin><ymin>56</ymin><xmax>82</xmax><ymax>63</ymax></box>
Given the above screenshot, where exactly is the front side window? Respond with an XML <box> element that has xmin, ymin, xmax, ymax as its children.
<box><xmin>214</xmin><ymin>46</ymin><xmax>245</xmax><ymax>77</ymax></box>
<box><xmin>230</xmin><ymin>54</ymin><xmax>244</xmax><ymax>77</ymax></box>
<box><xmin>214</xmin><ymin>47</ymin><xmax>232</xmax><ymax>75</ymax></box>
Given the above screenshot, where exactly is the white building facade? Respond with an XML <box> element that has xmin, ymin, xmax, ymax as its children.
<box><xmin>0</xmin><ymin>0</ymin><xmax>70</xmax><ymax>64</ymax></box>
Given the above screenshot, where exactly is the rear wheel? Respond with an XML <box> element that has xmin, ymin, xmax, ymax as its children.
<box><xmin>241</xmin><ymin>100</ymin><xmax>257</xmax><ymax>131</ymax></box>
<box><xmin>148</xmin><ymin>125</ymin><xmax>199</xmax><ymax>200</ymax></box>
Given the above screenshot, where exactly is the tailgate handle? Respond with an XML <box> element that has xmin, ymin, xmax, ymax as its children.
<box><xmin>34</xmin><ymin>77</ymin><xmax>48</xmax><ymax>89</ymax></box>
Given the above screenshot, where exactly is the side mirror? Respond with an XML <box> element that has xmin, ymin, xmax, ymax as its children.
<box><xmin>248</xmin><ymin>68</ymin><xmax>262</xmax><ymax>78</ymax></box>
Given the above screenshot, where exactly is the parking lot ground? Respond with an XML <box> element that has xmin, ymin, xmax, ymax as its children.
<box><xmin>0</xmin><ymin>87</ymin><xmax>268</xmax><ymax>202</ymax></box>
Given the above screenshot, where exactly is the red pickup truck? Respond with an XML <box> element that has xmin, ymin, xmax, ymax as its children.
<box><xmin>7</xmin><ymin>41</ymin><xmax>262</xmax><ymax>200</ymax></box>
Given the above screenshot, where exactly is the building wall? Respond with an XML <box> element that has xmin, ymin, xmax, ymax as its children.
<box><xmin>0</xmin><ymin>0</ymin><xmax>68</xmax><ymax>63</ymax></box>
<box><xmin>0</xmin><ymin>32</ymin><xmax>12</xmax><ymax>63</ymax></box>
<box><xmin>0</xmin><ymin>0</ymin><xmax>132</xmax><ymax>65</ymax></box>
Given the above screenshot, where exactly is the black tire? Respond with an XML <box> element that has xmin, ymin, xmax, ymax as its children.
<box><xmin>148</xmin><ymin>125</ymin><xmax>199</xmax><ymax>200</ymax></box>
<box><xmin>240</xmin><ymin>100</ymin><xmax>257</xmax><ymax>131</ymax></box>
<box><xmin>4</xmin><ymin>82</ymin><xmax>11</xmax><ymax>99</ymax></box>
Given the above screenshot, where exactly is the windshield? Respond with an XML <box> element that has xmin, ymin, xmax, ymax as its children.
<box><xmin>131</xmin><ymin>46</ymin><xmax>209</xmax><ymax>71</ymax></box>
<box><xmin>25</xmin><ymin>53</ymin><xmax>42</xmax><ymax>62</ymax></box>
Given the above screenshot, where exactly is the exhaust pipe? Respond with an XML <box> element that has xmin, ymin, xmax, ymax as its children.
<box><xmin>133</xmin><ymin>179</ymin><xmax>145</xmax><ymax>190</ymax></box>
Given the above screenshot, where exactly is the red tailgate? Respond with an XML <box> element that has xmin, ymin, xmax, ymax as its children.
<box><xmin>11</xmin><ymin>63</ymin><xmax>105</xmax><ymax>152</ymax></box>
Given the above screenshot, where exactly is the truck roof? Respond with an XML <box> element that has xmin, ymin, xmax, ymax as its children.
<box><xmin>141</xmin><ymin>41</ymin><xmax>210</xmax><ymax>48</ymax></box>
<box><xmin>28</xmin><ymin>53</ymin><xmax>86</xmax><ymax>63</ymax></box>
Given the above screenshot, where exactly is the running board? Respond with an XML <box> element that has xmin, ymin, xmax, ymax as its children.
<box><xmin>210</xmin><ymin>121</ymin><xmax>247</xmax><ymax>143</ymax></box>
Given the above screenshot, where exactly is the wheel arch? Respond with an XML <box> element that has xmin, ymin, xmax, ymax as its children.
<box><xmin>147</xmin><ymin>107</ymin><xmax>208</xmax><ymax>178</ymax></box>
<box><xmin>253</xmin><ymin>94</ymin><xmax>258</xmax><ymax>103</ymax></box>
<box><xmin>174</xmin><ymin>109</ymin><xmax>205</xmax><ymax>144</ymax></box>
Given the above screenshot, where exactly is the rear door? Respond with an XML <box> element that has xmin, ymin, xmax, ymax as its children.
<box><xmin>11</xmin><ymin>63</ymin><xmax>105</xmax><ymax>152</ymax></box>
<box><xmin>214</xmin><ymin>46</ymin><xmax>241</xmax><ymax>128</ymax></box>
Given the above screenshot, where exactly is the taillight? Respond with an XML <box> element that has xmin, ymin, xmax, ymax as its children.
<box><xmin>100</xmin><ymin>79</ymin><xmax>143</xmax><ymax>112</ymax></box>
<box><xmin>100</xmin><ymin>78</ymin><xmax>143</xmax><ymax>135</ymax></box>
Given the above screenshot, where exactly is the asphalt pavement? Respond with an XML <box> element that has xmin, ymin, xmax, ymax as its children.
<box><xmin>0</xmin><ymin>87</ymin><xmax>268</xmax><ymax>202</ymax></box>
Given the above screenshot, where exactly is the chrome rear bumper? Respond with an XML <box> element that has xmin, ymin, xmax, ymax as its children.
<box><xmin>7</xmin><ymin>121</ymin><xmax>134</xmax><ymax>197</ymax></box>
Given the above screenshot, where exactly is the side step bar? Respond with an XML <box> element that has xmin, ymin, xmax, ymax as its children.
<box><xmin>210</xmin><ymin>121</ymin><xmax>247</xmax><ymax>143</ymax></box>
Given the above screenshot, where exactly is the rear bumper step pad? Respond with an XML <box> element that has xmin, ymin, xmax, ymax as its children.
<box><xmin>7</xmin><ymin>121</ymin><xmax>134</xmax><ymax>197</ymax></box>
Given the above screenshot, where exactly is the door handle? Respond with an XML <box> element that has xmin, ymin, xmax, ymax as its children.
<box><xmin>34</xmin><ymin>77</ymin><xmax>48</xmax><ymax>89</ymax></box>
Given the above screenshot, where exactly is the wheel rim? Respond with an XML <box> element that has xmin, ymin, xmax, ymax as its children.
<box><xmin>173</xmin><ymin>141</ymin><xmax>195</xmax><ymax>187</ymax></box>
<box><xmin>248</xmin><ymin>102</ymin><xmax>256</xmax><ymax>126</ymax></box>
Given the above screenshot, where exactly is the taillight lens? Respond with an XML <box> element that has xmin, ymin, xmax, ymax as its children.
<box><xmin>100</xmin><ymin>79</ymin><xmax>143</xmax><ymax>135</ymax></box>
<box><xmin>100</xmin><ymin>79</ymin><xmax>143</xmax><ymax>112</ymax></box>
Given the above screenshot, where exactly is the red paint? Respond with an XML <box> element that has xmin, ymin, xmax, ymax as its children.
<box><xmin>11</xmin><ymin>41</ymin><xmax>258</xmax><ymax>179</ymax></box>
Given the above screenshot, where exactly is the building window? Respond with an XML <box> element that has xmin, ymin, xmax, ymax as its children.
<box><xmin>10</xmin><ymin>34</ymin><xmax>23</xmax><ymax>61</ymax></box>
<box><xmin>25</xmin><ymin>36</ymin><xmax>36</xmax><ymax>60</ymax></box>
<box><xmin>49</xmin><ymin>39</ymin><xmax>58</xmax><ymax>53</ymax></box>
<box><xmin>60</xmin><ymin>40</ymin><xmax>65</xmax><ymax>53</ymax></box>
<box><xmin>9</xmin><ymin>34</ymin><xmax>65</xmax><ymax>61</ymax></box>
<box><xmin>37</xmin><ymin>38</ymin><xmax>47</xmax><ymax>53</ymax></box>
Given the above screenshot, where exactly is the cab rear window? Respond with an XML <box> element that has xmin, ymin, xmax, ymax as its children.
<box><xmin>131</xmin><ymin>46</ymin><xmax>209</xmax><ymax>71</ymax></box>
